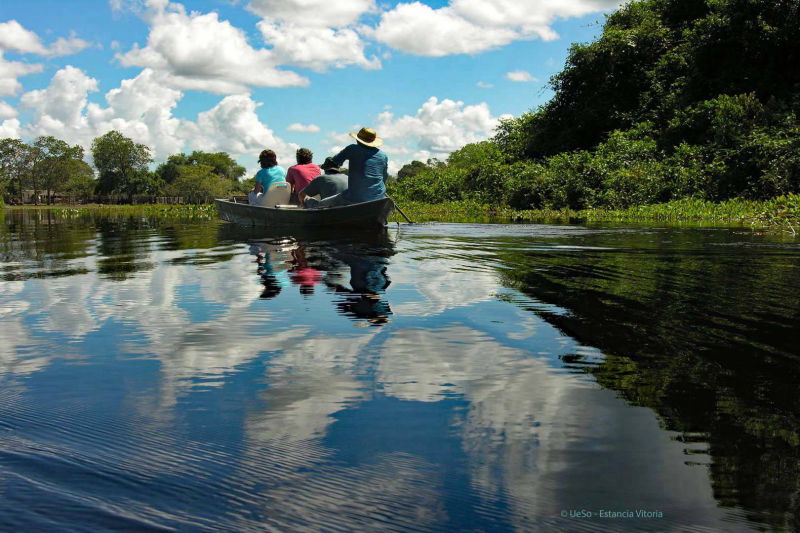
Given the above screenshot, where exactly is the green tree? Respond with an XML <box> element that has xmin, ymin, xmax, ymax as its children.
<box><xmin>92</xmin><ymin>131</ymin><xmax>153</xmax><ymax>198</ymax></box>
<box><xmin>166</xmin><ymin>163</ymin><xmax>233</xmax><ymax>203</ymax></box>
<box><xmin>156</xmin><ymin>150</ymin><xmax>245</xmax><ymax>185</ymax></box>
<box><xmin>0</xmin><ymin>138</ymin><xmax>41</xmax><ymax>204</ymax></box>
<box><xmin>63</xmin><ymin>158</ymin><xmax>96</xmax><ymax>200</ymax></box>
<box><xmin>397</xmin><ymin>160</ymin><xmax>428</xmax><ymax>181</ymax></box>
<box><xmin>33</xmin><ymin>136</ymin><xmax>85</xmax><ymax>203</ymax></box>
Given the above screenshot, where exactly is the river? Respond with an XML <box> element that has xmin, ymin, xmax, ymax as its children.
<box><xmin>1</xmin><ymin>209</ymin><xmax>798</xmax><ymax>532</ymax></box>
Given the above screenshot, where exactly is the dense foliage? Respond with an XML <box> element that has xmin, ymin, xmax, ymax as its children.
<box><xmin>391</xmin><ymin>0</ymin><xmax>800</xmax><ymax>210</ymax></box>
<box><xmin>1</xmin><ymin>130</ymin><xmax>253</xmax><ymax>203</ymax></box>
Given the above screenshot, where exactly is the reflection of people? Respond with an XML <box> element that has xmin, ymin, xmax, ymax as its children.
<box><xmin>315</xmin><ymin>127</ymin><xmax>388</xmax><ymax>208</ymax></box>
<box><xmin>288</xmin><ymin>244</ymin><xmax>322</xmax><ymax>296</ymax></box>
<box><xmin>286</xmin><ymin>148</ymin><xmax>321</xmax><ymax>203</ymax></box>
<box><xmin>325</xmin><ymin>245</ymin><xmax>392</xmax><ymax>325</ymax></box>
<box><xmin>249</xmin><ymin>149</ymin><xmax>286</xmax><ymax>205</ymax></box>
<box><xmin>249</xmin><ymin>242</ymin><xmax>288</xmax><ymax>300</ymax></box>
<box><xmin>300</xmin><ymin>157</ymin><xmax>349</xmax><ymax>207</ymax></box>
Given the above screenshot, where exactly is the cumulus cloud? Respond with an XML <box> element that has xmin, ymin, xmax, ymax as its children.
<box><xmin>287</xmin><ymin>123</ymin><xmax>320</xmax><ymax>133</ymax></box>
<box><xmin>506</xmin><ymin>70</ymin><xmax>536</xmax><ymax>82</ymax></box>
<box><xmin>21</xmin><ymin>66</ymin><xmax>99</xmax><ymax>136</ymax></box>
<box><xmin>116</xmin><ymin>1</ymin><xmax>308</xmax><ymax>94</ymax></box>
<box><xmin>0</xmin><ymin>20</ymin><xmax>48</xmax><ymax>55</ymax></box>
<box><xmin>0</xmin><ymin>52</ymin><xmax>43</xmax><ymax>97</ymax></box>
<box><xmin>0</xmin><ymin>101</ymin><xmax>17</xmax><ymax>120</ymax></box>
<box><xmin>1</xmin><ymin>100</ymin><xmax>22</xmax><ymax>137</ymax></box>
<box><xmin>0</xmin><ymin>20</ymin><xmax>90</xmax><ymax>57</ymax></box>
<box><xmin>371</xmin><ymin>96</ymin><xmax>504</xmax><ymax>171</ymax></box>
<box><xmin>247</xmin><ymin>0</ymin><xmax>375</xmax><ymax>28</ymax></box>
<box><xmin>179</xmin><ymin>93</ymin><xmax>298</xmax><ymax>168</ymax></box>
<box><xmin>20</xmin><ymin>65</ymin><xmax>295</xmax><ymax>168</ymax></box>
<box><xmin>372</xmin><ymin>0</ymin><xmax>618</xmax><ymax>56</ymax></box>
<box><xmin>48</xmin><ymin>33</ymin><xmax>93</xmax><ymax>57</ymax></box>
<box><xmin>0</xmin><ymin>118</ymin><xmax>20</xmax><ymax>138</ymax></box>
<box><xmin>476</xmin><ymin>81</ymin><xmax>493</xmax><ymax>89</ymax></box>
<box><xmin>257</xmin><ymin>22</ymin><xmax>380</xmax><ymax>72</ymax></box>
<box><xmin>0</xmin><ymin>21</ymin><xmax>90</xmax><ymax>98</ymax></box>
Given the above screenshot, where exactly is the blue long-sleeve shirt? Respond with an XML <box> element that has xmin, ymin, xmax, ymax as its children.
<box><xmin>330</xmin><ymin>144</ymin><xmax>388</xmax><ymax>203</ymax></box>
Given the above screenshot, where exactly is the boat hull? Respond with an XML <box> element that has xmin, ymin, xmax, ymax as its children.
<box><xmin>214</xmin><ymin>197</ymin><xmax>396</xmax><ymax>228</ymax></box>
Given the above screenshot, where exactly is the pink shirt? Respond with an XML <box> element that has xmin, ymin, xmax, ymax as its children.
<box><xmin>286</xmin><ymin>163</ymin><xmax>321</xmax><ymax>193</ymax></box>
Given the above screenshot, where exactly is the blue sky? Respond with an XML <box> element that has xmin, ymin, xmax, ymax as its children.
<box><xmin>0</xmin><ymin>0</ymin><xmax>618</xmax><ymax>174</ymax></box>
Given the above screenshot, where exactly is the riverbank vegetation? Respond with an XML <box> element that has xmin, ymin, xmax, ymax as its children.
<box><xmin>389</xmin><ymin>0</ymin><xmax>800</xmax><ymax>218</ymax></box>
<box><xmin>0</xmin><ymin>131</ymin><xmax>251</xmax><ymax>204</ymax></box>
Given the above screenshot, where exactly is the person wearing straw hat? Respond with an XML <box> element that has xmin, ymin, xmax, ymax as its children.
<box><xmin>313</xmin><ymin>127</ymin><xmax>388</xmax><ymax>208</ymax></box>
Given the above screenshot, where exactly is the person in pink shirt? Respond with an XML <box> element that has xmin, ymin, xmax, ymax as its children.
<box><xmin>285</xmin><ymin>148</ymin><xmax>321</xmax><ymax>202</ymax></box>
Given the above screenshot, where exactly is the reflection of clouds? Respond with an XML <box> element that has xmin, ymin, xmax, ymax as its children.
<box><xmin>0</xmin><ymin>281</ymin><xmax>49</xmax><ymax>376</ymax></box>
<box><xmin>379</xmin><ymin>326</ymin><xmax>522</xmax><ymax>401</ymax></box>
<box><xmin>389</xmin><ymin>258</ymin><xmax>498</xmax><ymax>317</ymax></box>
<box><xmin>378</xmin><ymin>324</ymin><xmax>594</xmax><ymax>529</ymax></box>
<box><xmin>248</xmin><ymin>334</ymin><xmax>377</xmax><ymax>442</ymax></box>
<box><xmin>238</xmin><ymin>332</ymin><xmax>449</xmax><ymax>532</ymax></box>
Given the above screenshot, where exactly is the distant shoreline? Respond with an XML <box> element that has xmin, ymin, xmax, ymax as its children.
<box><xmin>4</xmin><ymin>197</ymin><xmax>798</xmax><ymax>233</ymax></box>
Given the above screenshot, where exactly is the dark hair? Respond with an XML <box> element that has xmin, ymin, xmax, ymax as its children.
<box><xmin>259</xmin><ymin>149</ymin><xmax>278</xmax><ymax>168</ymax></box>
<box><xmin>296</xmin><ymin>148</ymin><xmax>313</xmax><ymax>165</ymax></box>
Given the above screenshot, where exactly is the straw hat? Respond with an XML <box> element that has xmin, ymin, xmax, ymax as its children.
<box><xmin>349</xmin><ymin>127</ymin><xmax>383</xmax><ymax>148</ymax></box>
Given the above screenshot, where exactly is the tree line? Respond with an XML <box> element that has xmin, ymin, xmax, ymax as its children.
<box><xmin>391</xmin><ymin>0</ymin><xmax>800</xmax><ymax>210</ymax></box>
<box><xmin>1</xmin><ymin>130</ymin><xmax>252</xmax><ymax>205</ymax></box>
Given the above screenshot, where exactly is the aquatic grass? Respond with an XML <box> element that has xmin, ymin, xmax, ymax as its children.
<box><xmin>9</xmin><ymin>196</ymin><xmax>799</xmax><ymax>232</ymax></box>
<box><xmin>46</xmin><ymin>204</ymin><xmax>219</xmax><ymax>220</ymax></box>
<box><xmin>392</xmin><ymin>195</ymin><xmax>800</xmax><ymax>232</ymax></box>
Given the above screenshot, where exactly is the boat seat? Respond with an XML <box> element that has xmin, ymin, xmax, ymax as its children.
<box><xmin>258</xmin><ymin>182</ymin><xmax>291</xmax><ymax>207</ymax></box>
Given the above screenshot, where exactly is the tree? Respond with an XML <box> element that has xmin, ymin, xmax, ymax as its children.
<box><xmin>33</xmin><ymin>136</ymin><xmax>85</xmax><ymax>203</ymax></box>
<box><xmin>92</xmin><ymin>131</ymin><xmax>153</xmax><ymax>198</ymax></box>
<box><xmin>166</xmin><ymin>164</ymin><xmax>233</xmax><ymax>203</ymax></box>
<box><xmin>397</xmin><ymin>160</ymin><xmax>429</xmax><ymax>181</ymax></box>
<box><xmin>63</xmin><ymin>159</ymin><xmax>96</xmax><ymax>200</ymax></box>
<box><xmin>0</xmin><ymin>138</ymin><xmax>39</xmax><ymax>204</ymax></box>
<box><xmin>156</xmin><ymin>150</ymin><xmax>246</xmax><ymax>184</ymax></box>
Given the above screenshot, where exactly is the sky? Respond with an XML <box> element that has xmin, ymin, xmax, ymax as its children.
<box><xmin>0</xmin><ymin>0</ymin><xmax>621</xmax><ymax>176</ymax></box>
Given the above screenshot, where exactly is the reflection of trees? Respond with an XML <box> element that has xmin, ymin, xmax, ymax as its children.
<box><xmin>496</xmin><ymin>235</ymin><xmax>800</xmax><ymax>530</ymax></box>
<box><xmin>1</xmin><ymin>210</ymin><xmax>95</xmax><ymax>280</ymax></box>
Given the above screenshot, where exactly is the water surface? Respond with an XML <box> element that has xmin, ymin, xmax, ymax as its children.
<box><xmin>1</xmin><ymin>209</ymin><xmax>799</xmax><ymax>532</ymax></box>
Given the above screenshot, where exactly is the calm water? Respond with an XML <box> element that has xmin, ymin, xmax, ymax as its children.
<box><xmin>1</xmin><ymin>209</ymin><xmax>799</xmax><ymax>532</ymax></box>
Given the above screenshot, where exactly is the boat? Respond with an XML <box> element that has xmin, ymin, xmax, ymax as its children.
<box><xmin>214</xmin><ymin>197</ymin><xmax>396</xmax><ymax>228</ymax></box>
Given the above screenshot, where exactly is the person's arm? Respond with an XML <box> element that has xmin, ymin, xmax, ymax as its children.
<box><xmin>330</xmin><ymin>146</ymin><xmax>350</xmax><ymax>168</ymax></box>
<box><xmin>253</xmin><ymin>180</ymin><xmax>263</xmax><ymax>195</ymax></box>
<box><xmin>298</xmin><ymin>178</ymin><xmax>319</xmax><ymax>204</ymax></box>
<box><xmin>382</xmin><ymin>154</ymin><xmax>389</xmax><ymax>184</ymax></box>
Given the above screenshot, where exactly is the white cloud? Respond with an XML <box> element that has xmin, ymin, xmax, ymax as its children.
<box><xmin>48</xmin><ymin>33</ymin><xmax>93</xmax><ymax>57</ymax></box>
<box><xmin>0</xmin><ymin>51</ymin><xmax>43</xmax><ymax>97</ymax></box>
<box><xmin>117</xmin><ymin>1</ymin><xmax>308</xmax><ymax>94</ymax></box>
<box><xmin>369</xmin><ymin>3</ymin><xmax>519</xmax><ymax>57</ymax></box>
<box><xmin>372</xmin><ymin>0</ymin><xmax>618</xmax><ymax>56</ymax></box>
<box><xmin>0</xmin><ymin>21</ymin><xmax>90</xmax><ymax>98</ymax></box>
<box><xmin>257</xmin><ymin>22</ymin><xmax>380</xmax><ymax>72</ymax></box>
<box><xmin>506</xmin><ymin>70</ymin><xmax>536</xmax><ymax>82</ymax></box>
<box><xmin>19</xmin><ymin>66</ymin><xmax>295</xmax><ymax>168</ymax></box>
<box><xmin>476</xmin><ymin>81</ymin><xmax>493</xmax><ymax>89</ymax></box>
<box><xmin>0</xmin><ymin>20</ymin><xmax>90</xmax><ymax>57</ymax></box>
<box><xmin>0</xmin><ymin>100</ymin><xmax>18</xmax><ymax>120</ymax></box>
<box><xmin>287</xmin><ymin>123</ymin><xmax>321</xmax><ymax>133</ymax></box>
<box><xmin>0</xmin><ymin>118</ymin><xmax>20</xmax><ymax>138</ymax></box>
<box><xmin>373</xmin><ymin>96</ymin><xmax>502</xmax><ymax>170</ymax></box>
<box><xmin>21</xmin><ymin>66</ymin><xmax>99</xmax><ymax>135</ymax></box>
<box><xmin>247</xmin><ymin>0</ymin><xmax>375</xmax><ymax>27</ymax></box>
<box><xmin>180</xmin><ymin>93</ymin><xmax>298</xmax><ymax>169</ymax></box>
<box><xmin>0</xmin><ymin>20</ymin><xmax>48</xmax><ymax>55</ymax></box>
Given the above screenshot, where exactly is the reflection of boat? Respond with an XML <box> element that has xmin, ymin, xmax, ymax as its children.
<box><xmin>214</xmin><ymin>197</ymin><xmax>396</xmax><ymax>228</ymax></box>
